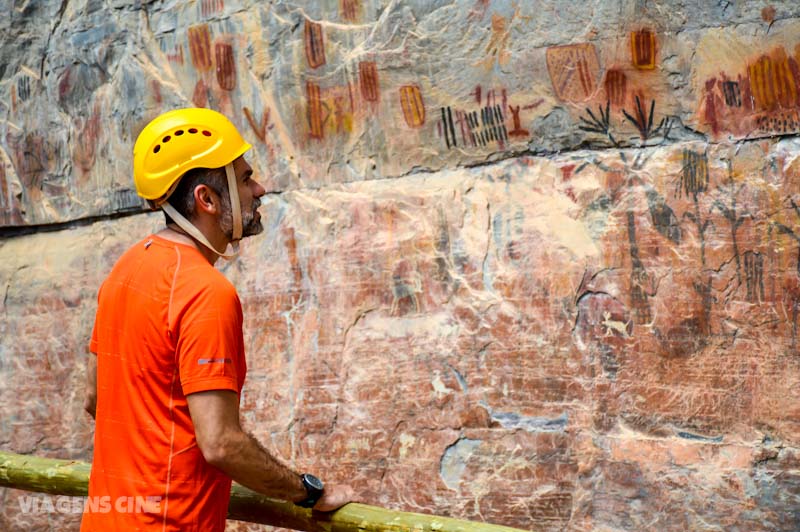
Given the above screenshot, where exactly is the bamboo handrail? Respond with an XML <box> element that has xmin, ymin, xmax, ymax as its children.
<box><xmin>0</xmin><ymin>450</ymin><xmax>528</xmax><ymax>532</ymax></box>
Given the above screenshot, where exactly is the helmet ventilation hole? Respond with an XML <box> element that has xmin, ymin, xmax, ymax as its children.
<box><xmin>163</xmin><ymin>135</ymin><xmax>171</xmax><ymax>143</ymax></box>
<box><xmin>175</xmin><ymin>130</ymin><xmax>184</xmax><ymax>136</ymax></box>
<box><xmin>153</xmin><ymin>145</ymin><xmax>161</xmax><ymax>153</ymax></box>
<box><xmin>202</xmin><ymin>130</ymin><xmax>211</xmax><ymax>136</ymax></box>
<box><xmin>188</xmin><ymin>128</ymin><xmax>198</xmax><ymax>134</ymax></box>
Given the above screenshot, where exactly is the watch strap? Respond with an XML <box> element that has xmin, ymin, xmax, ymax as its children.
<box><xmin>295</xmin><ymin>473</ymin><xmax>324</xmax><ymax>508</ymax></box>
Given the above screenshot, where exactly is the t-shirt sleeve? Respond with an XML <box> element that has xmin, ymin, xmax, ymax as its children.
<box><xmin>174</xmin><ymin>275</ymin><xmax>244</xmax><ymax>396</ymax></box>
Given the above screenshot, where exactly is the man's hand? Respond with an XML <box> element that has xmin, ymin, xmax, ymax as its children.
<box><xmin>313</xmin><ymin>483</ymin><xmax>356</xmax><ymax>512</ymax></box>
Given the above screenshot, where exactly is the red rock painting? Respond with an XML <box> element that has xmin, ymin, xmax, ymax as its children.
<box><xmin>472</xmin><ymin>85</ymin><xmax>509</xmax><ymax>109</ymax></box>
<box><xmin>702</xmin><ymin>77</ymin><xmax>722</xmax><ymax>135</ymax></box>
<box><xmin>340</xmin><ymin>0</ymin><xmax>360</xmax><ymax>22</ymax></box>
<box><xmin>699</xmin><ymin>43</ymin><xmax>800</xmax><ymax>138</ymax></box>
<box><xmin>631</xmin><ymin>29</ymin><xmax>656</xmax><ymax>70</ymax></box>
<box><xmin>0</xmin><ymin>161</ymin><xmax>21</xmax><ymax>225</ymax></box>
<box><xmin>747</xmin><ymin>47</ymin><xmax>799</xmax><ymax>111</ymax></box>
<box><xmin>150</xmin><ymin>79</ymin><xmax>162</xmax><ymax>104</ymax></box>
<box><xmin>467</xmin><ymin>0</ymin><xmax>490</xmax><ymax>21</ymax></box>
<box><xmin>8</xmin><ymin>133</ymin><xmax>58</xmax><ymax>199</ymax></box>
<box><xmin>301</xmin><ymin>82</ymin><xmax>357</xmax><ymax>140</ymax></box>
<box><xmin>165</xmin><ymin>44</ymin><xmax>184</xmax><ymax>65</ymax></box>
<box><xmin>484</xmin><ymin>88</ymin><xmax>506</xmax><ymax>109</ymax></box>
<box><xmin>331</xmin><ymin>92</ymin><xmax>353</xmax><ymax>134</ymax></box>
<box><xmin>243</xmin><ymin>107</ymin><xmax>271</xmax><ymax>143</ymax></box>
<box><xmin>0</xmin><ymin>160</ymin><xmax>8</xmax><ymax>212</ymax></box>
<box><xmin>546</xmin><ymin>43</ymin><xmax>600</xmax><ymax>102</ymax></box>
<box><xmin>605</xmin><ymin>68</ymin><xmax>627</xmax><ymax>106</ymax></box>
<box><xmin>188</xmin><ymin>24</ymin><xmax>213</xmax><ymax>72</ymax></box>
<box><xmin>761</xmin><ymin>6</ymin><xmax>776</xmax><ymax>25</ymax></box>
<box><xmin>399</xmin><ymin>85</ymin><xmax>425</xmax><ymax>127</ymax></box>
<box><xmin>359</xmin><ymin>61</ymin><xmax>379</xmax><ymax>102</ymax></box>
<box><xmin>306</xmin><ymin>81</ymin><xmax>324</xmax><ymax>139</ymax></box>
<box><xmin>473</xmin><ymin>85</ymin><xmax>482</xmax><ymax>104</ymax></box>
<box><xmin>304</xmin><ymin>20</ymin><xmax>326</xmax><ymax>69</ymax></box>
<box><xmin>73</xmin><ymin>106</ymin><xmax>101</xmax><ymax>177</ymax></box>
<box><xmin>192</xmin><ymin>79</ymin><xmax>208</xmax><ymax>107</ymax></box>
<box><xmin>215</xmin><ymin>42</ymin><xmax>236</xmax><ymax>91</ymax></box>
<box><xmin>282</xmin><ymin>226</ymin><xmax>303</xmax><ymax>290</ymax></box>
<box><xmin>57</xmin><ymin>67</ymin><xmax>72</xmax><ymax>102</ymax></box>
<box><xmin>199</xmin><ymin>0</ymin><xmax>224</xmax><ymax>18</ymax></box>
<box><xmin>480</xmin><ymin>13</ymin><xmax>512</xmax><ymax>69</ymax></box>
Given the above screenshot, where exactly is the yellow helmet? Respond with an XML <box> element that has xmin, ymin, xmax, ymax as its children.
<box><xmin>133</xmin><ymin>108</ymin><xmax>251</xmax><ymax>202</ymax></box>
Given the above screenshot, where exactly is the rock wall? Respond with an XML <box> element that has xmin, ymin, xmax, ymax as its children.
<box><xmin>1</xmin><ymin>1</ymin><xmax>800</xmax><ymax>531</ymax></box>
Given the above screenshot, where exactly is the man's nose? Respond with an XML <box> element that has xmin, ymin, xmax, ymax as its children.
<box><xmin>251</xmin><ymin>179</ymin><xmax>266</xmax><ymax>198</ymax></box>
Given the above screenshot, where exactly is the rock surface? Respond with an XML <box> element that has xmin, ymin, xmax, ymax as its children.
<box><xmin>1</xmin><ymin>1</ymin><xmax>800</xmax><ymax>531</ymax></box>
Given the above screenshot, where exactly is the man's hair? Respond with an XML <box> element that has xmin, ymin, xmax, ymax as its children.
<box><xmin>162</xmin><ymin>167</ymin><xmax>229</xmax><ymax>224</ymax></box>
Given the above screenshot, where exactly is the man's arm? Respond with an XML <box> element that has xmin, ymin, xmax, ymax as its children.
<box><xmin>84</xmin><ymin>354</ymin><xmax>97</xmax><ymax>419</ymax></box>
<box><xmin>187</xmin><ymin>389</ymin><xmax>353</xmax><ymax>512</ymax></box>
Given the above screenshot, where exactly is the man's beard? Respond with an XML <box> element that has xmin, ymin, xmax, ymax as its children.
<box><xmin>219</xmin><ymin>197</ymin><xmax>263</xmax><ymax>239</ymax></box>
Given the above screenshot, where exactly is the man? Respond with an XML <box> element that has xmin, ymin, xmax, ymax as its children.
<box><xmin>81</xmin><ymin>108</ymin><xmax>353</xmax><ymax>531</ymax></box>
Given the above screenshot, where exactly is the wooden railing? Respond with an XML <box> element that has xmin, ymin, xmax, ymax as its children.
<box><xmin>0</xmin><ymin>451</ymin><xmax>528</xmax><ymax>532</ymax></box>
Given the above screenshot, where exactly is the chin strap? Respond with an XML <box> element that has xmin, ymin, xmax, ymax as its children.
<box><xmin>158</xmin><ymin>162</ymin><xmax>243</xmax><ymax>260</ymax></box>
<box><xmin>160</xmin><ymin>202</ymin><xmax>238</xmax><ymax>259</ymax></box>
<box><xmin>225</xmin><ymin>163</ymin><xmax>243</xmax><ymax>243</ymax></box>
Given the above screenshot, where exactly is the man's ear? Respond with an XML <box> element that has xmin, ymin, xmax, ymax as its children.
<box><xmin>193</xmin><ymin>184</ymin><xmax>220</xmax><ymax>215</ymax></box>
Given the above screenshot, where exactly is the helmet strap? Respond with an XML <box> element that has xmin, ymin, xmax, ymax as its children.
<box><xmin>157</xmin><ymin>162</ymin><xmax>243</xmax><ymax>260</ymax></box>
<box><xmin>224</xmin><ymin>162</ymin><xmax>243</xmax><ymax>242</ymax></box>
<box><xmin>160</xmin><ymin>202</ymin><xmax>238</xmax><ymax>260</ymax></box>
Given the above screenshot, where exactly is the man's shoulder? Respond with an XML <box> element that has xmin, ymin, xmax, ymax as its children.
<box><xmin>104</xmin><ymin>236</ymin><xmax>168</xmax><ymax>279</ymax></box>
<box><xmin>174</xmin><ymin>253</ymin><xmax>239</xmax><ymax>301</ymax></box>
<box><xmin>103</xmin><ymin>235</ymin><xmax>240</xmax><ymax>303</ymax></box>
<box><xmin>191</xmin><ymin>266</ymin><xmax>238</xmax><ymax>298</ymax></box>
<box><xmin>171</xmin><ymin>263</ymin><xmax>242</xmax><ymax>327</ymax></box>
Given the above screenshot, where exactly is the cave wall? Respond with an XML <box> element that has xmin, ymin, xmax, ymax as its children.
<box><xmin>1</xmin><ymin>1</ymin><xmax>800</xmax><ymax>530</ymax></box>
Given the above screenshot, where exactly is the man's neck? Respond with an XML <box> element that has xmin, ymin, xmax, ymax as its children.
<box><xmin>158</xmin><ymin>225</ymin><xmax>221</xmax><ymax>265</ymax></box>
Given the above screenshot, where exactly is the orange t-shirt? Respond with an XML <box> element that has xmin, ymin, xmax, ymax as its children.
<box><xmin>81</xmin><ymin>235</ymin><xmax>247</xmax><ymax>532</ymax></box>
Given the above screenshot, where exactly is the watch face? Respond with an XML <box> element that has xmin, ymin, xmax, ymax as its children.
<box><xmin>303</xmin><ymin>474</ymin><xmax>324</xmax><ymax>491</ymax></box>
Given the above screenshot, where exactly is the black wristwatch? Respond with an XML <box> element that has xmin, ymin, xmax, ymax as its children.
<box><xmin>295</xmin><ymin>473</ymin><xmax>324</xmax><ymax>508</ymax></box>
